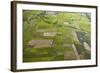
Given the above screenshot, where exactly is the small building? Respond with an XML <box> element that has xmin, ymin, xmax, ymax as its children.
<box><xmin>43</xmin><ymin>32</ymin><xmax>56</xmax><ymax>37</ymax></box>
<box><xmin>28</xmin><ymin>39</ymin><xmax>53</xmax><ymax>48</ymax></box>
<box><xmin>36</xmin><ymin>29</ymin><xmax>56</xmax><ymax>37</ymax></box>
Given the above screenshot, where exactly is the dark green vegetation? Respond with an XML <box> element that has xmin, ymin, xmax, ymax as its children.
<box><xmin>23</xmin><ymin>10</ymin><xmax>91</xmax><ymax>62</ymax></box>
